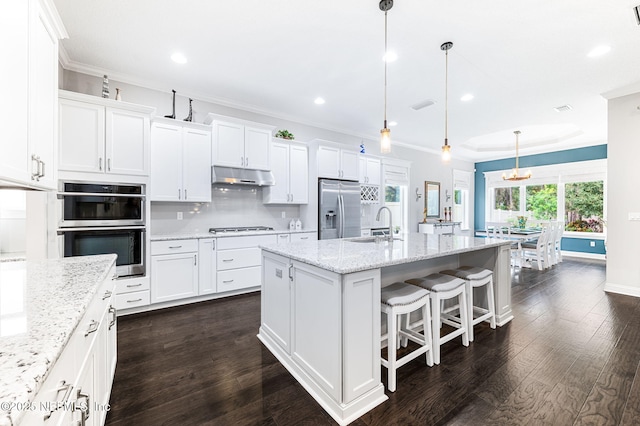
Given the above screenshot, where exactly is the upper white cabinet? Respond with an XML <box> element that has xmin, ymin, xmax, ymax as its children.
<box><xmin>263</xmin><ymin>139</ymin><xmax>309</xmax><ymax>204</ymax></box>
<box><xmin>150</xmin><ymin>118</ymin><xmax>212</xmax><ymax>202</ymax></box>
<box><xmin>0</xmin><ymin>0</ymin><xmax>66</xmax><ymax>190</ymax></box>
<box><xmin>58</xmin><ymin>91</ymin><xmax>155</xmax><ymax>178</ymax></box>
<box><xmin>207</xmin><ymin>113</ymin><xmax>275</xmax><ymax>171</ymax></box>
<box><xmin>317</xmin><ymin>144</ymin><xmax>359</xmax><ymax>181</ymax></box>
<box><xmin>359</xmin><ymin>156</ymin><xmax>381</xmax><ymax>185</ymax></box>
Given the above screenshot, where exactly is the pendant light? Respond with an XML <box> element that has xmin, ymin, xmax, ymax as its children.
<box><xmin>502</xmin><ymin>130</ymin><xmax>532</xmax><ymax>181</ymax></box>
<box><xmin>379</xmin><ymin>0</ymin><xmax>393</xmax><ymax>154</ymax></box>
<box><xmin>441</xmin><ymin>41</ymin><xmax>453</xmax><ymax>162</ymax></box>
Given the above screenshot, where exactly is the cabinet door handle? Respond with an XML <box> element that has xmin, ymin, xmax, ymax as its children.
<box><xmin>194</xmin><ymin>254</ymin><xmax>197</xmax><ymax>266</ymax></box>
<box><xmin>84</xmin><ymin>319</ymin><xmax>99</xmax><ymax>336</ymax></box>
<box><xmin>168</xmin><ymin>245</ymin><xmax>182</xmax><ymax>249</ymax></box>
<box><xmin>212</xmin><ymin>240</ymin><xmax>216</xmax><ymax>250</ymax></box>
<box><xmin>127</xmin><ymin>298</ymin><xmax>143</xmax><ymax>303</ymax></box>
<box><xmin>289</xmin><ymin>264</ymin><xmax>294</xmax><ymax>281</ymax></box>
<box><xmin>279</xmin><ymin>235</ymin><xmax>289</xmax><ymax>238</ymax></box>
<box><xmin>99</xmin><ymin>157</ymin><xmax>103</xmax><ymax>171</ymax></box>
<box><xmin>223</xmin><ymin>279</ymin><xmax>234</xmax><ymax>283</ymax></box>
<box><xmin>126</xmin><ymin>283</ymin><xmax>143</xmax><ymax>288</ymax></box>
<box><xmin>241</xmin><ymin>156</ymin><xmax>244</xmax><ymax>167</ymax></box>
<box><xmin>178</xmin><ymin>189</ymin><xmax>181</xmax><ymax>200</ymax></box>
<box><xmin>39</xmin><ymin>159</ymin><xmax>45</xmax><ymax>178</ymax></box>
<box><xmin>245</xmin><ymin>157</ymin><xmax>248</xmax><ymax>167</ymax></box>
<box><xmin>300</xmin><ymin>237</ymin><xmax>309</xmax><ymax>240</ymax></box>
<box><xmin>185</xmin><ymin>189</ymin><xmax>188</xmax><ymax>200</ymax></box>
<box><xmin>102</xmin><ymin>290</ymin><xmax>112</xmax><ymax>300</ymax></box>
<box><xmin>109</xmin><ymin>306</ymin><xmax>117</xmax><ymax>329</ymax></box>
<box><xmin>42</xmin><ymin>380</ymin><xmax>73</xmax><ymax>420</ymax></box>
<box><xmin>107</xmin><ymin>158</ymin><xmax>111</xmax><ymax>171</ymax></box>
<box><xmin>222</xmin><ymin>258</ymin><xmax>234</xmax><ymax>262</ymax></box>
<box><xmin>77</xmin><ymin>387</ymin><xmax>91</xmax><ymax>425</ymax></box>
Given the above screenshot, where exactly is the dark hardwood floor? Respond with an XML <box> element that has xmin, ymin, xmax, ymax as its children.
<box><xmin>105</xmin><ymin>258</ymin><xmax>640</xmax><ymax>425</ymax></box>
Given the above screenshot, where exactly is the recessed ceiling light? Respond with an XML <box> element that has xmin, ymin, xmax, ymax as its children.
<box><xmin>587</xmin><ymin>45</ymin><xmax>611</xmax><ymax>58</ymax></box>
<box><xmin>314</xmin><ymin>97</ymin><xmax>325</xmax><ymax>105</ymax></box>
<box><xmin>388</xmin><ymin>121</ymin><xmax>397</xmax><ymax>127</ymax></box>
<box><xmin>460</xmin><ymin>93</ymin><xmax>474</xmax><ymax>102</ymax></box>
<box><xmin>554</xmin><ymin>104</ymin><xmax>573</xmax><ymax>112</ymax></box>
<box><xmin>383</xmin><ymin>51</ymin><xmax>397</xmax><ymax>62</ymax></box>
<box><xmin>171</xmin><ymin>52</ymin><xmax>187</xmax><ymax>64</ymax></box>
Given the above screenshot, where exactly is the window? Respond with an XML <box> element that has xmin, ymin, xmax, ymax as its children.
<box><xmin>484</xmin><ymin>159</ymin><xmax>606</xmax><ymax>235</ymax></box>
<box><xmin>525</xmin><ymin>184</ymin><xmax>557</xmax><ymax>220</ymax></box>
<box><xmin>494</xmin><ymin>187</ymin><xmax>520</xmax><ymax>211</ymax></box>
<box><xmin>564</xmin><ymin>181</ymin><xmax>604</xmax><ymax>232</ymax></box>
<box><xmin>381</xmin><ymin>162</ymin><xmax>410</xmax><ymax>233</ymax></box>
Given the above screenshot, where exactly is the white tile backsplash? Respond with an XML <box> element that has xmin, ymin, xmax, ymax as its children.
<box><xmin>150</xmin><ymin>186</ymin><xmax>302</xmax><ymax>234</ymax></box>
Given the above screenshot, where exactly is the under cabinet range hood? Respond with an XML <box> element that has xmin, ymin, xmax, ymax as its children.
<box><xmin>211</xmin><ymin>166</ymin><xmax>275</xmax><ymax>186</ymax></box>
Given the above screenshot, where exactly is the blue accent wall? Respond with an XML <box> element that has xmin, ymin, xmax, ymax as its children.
<box><xmin>474</xmin><ymin>145</ymin><xmax>607</xmax><ymax>255</ymax></box>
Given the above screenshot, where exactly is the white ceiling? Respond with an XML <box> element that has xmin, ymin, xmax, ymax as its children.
<box><xmin>53</xmin><ymin>0</ymin><xmax>640</xmax><ymax>161</ymax></box>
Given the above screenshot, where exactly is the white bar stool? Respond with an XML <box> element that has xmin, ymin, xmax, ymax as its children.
<box><xmin>405</xmin><ymin>273</ymin><xmax>468</xmax><ymax>365</ymax></box>
<box><xmin>380</xmin><ymin>282</ymin><xmax>434</xmax><ymax>392</ymax></box>
<box><xmin>440</xmin><ymin>266</ymin><xmax>496</xmax><ymax>342</ymax></box>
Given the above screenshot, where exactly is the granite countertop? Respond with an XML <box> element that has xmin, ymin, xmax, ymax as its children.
<box><xmin>260</xmin><ymin>233</ymin><xmax>511</xmax><ymax>274</ymax></box>
<box><xmin>151</xmin><ymin>228</ymin><xmax>318</xmax><ymax>241</ymax></box>
<box><xmin>0</xmin><ymin>254</ymin><xmax>117</xmax><ymax>425</ymax></box>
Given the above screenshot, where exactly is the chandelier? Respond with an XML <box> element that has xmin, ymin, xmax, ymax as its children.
<box><xmin>502</xmin><ymin>130</ymin><xmax>532</xmax><ymax>181</ymax></box>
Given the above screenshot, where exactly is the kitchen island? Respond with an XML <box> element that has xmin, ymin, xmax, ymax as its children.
<box><xmin>258</xmin><ymin>233</ymin><xmax>512</xmax><ymax>425</ymax></box>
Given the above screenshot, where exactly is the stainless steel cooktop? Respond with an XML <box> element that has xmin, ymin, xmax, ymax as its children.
<box><xmin>208</xmin><ymin>226</ymin><xmax>275</xmax><ymax>234</ymax></box>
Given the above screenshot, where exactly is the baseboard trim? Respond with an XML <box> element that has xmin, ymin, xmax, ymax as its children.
<box><xmin>604</xmin><ymin>282</ymin><xmax>640</xmax><ymax>298</ymax></box>
<box><xmin>561</xmin><ymin>250</ymin><xmax>606</xmax><ymax>261</ymax></box>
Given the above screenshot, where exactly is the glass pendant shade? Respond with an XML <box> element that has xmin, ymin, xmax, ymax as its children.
<box><xmin>441</xmin><ymin>142</ymin><xmax>451</xmax><ymax>162</ymax></box>
<box><xmin>380</xmin><ymin>127</ymin><xmax>391</xmax><ymax>154</ymax></box>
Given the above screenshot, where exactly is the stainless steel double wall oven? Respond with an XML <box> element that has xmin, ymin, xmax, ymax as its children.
<box><xmin>57</xmin><ymin>182</ymin><xmax>146</xmax><ymax>278</ymax></box>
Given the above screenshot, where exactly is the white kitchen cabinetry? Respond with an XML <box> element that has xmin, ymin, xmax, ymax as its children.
<box><xmin>0</xmin><ymin>0</ymin><xmax>66</xmax><ymax>190</ymax></box>
<box><xmin>359</xmin><ymin>156</ymin><xmax>381</xmax><ymax>185</ymax></box>
<box><xmin>150</xmin><ymin>240</ymin><xmax>199</xmax><ymax>303</ymax></box>
<box><xmin>317</xmin><ymin>144</ymin><xmax>359</xmax><ymax>181</ymax></box>
<box><xmin>20</xmin><ymin>266</ymin><xmax>117</xmax><ymax>426</ymax></box>
<box><xmin>198</xmin><ymin>238</ymin><xmax>217</xmax><ymax>295</ymax></box>
<box><xmin>208</xmin><ymin>114</ymin><xmax>275</xmax><ymax>171</ymax></box>
<box><xmin>263</xmin><ymin>140</ymin><xmax>309</xmax><ymax>204</ymax></box>
<box><xmin>291</xmin><ymin>232</ymin><xmax>316</xmax><ymax>242</ymax></box>
<box><xmin>58</xmin><ymin>90</ymin><xmax>154</xmax><ymax>178</ymax></box>
<box><xmin>217</xmin><ymin>234</ymin><xmax>277</xmax><ymax>292</ymax></box>
<box><xmin>114</xmin><ymin>275</ymin><xmax>150</xmax><ymax>310</ymax></box>
<box><xmin>150</xmin><ymin>119</ymin><xmax>212</xmax><ymax>202</ymax></box>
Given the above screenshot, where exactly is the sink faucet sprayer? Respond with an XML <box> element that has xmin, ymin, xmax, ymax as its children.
<box><xmin>375</xmin><ymin>206</ymin><xmax>393</xmax><ymax>241</ymax></box>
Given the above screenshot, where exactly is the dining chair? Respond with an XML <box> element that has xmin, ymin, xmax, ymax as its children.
<box><xmin>486</xmin><ymin>222</ymin><xmax>522</xmax><ymax>267</ymax></box>
<box><xmin>520</xmin><ymin>225</ymin><xmax>550</xmax><ymax>270</ymax></box>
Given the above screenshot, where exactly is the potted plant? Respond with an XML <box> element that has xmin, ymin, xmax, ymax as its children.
<box><xmin>275</xmin><ymin>129</ymin><xmax>294</xmax><ymax>140</ymax></box>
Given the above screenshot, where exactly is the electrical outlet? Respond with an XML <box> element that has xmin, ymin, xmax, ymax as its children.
<box><xmin>590</xmin><ymin>241</ymin><xmax>595</xmax><ymax>247</ymax></box>
<box><xmin>177</xmin><ymin>212</ymin><xmax>183</xmax><ymax>220</ymax></box>
<box><xmin>281</xmin><ymin>211</ymin><xmax>286</xmax><ymax>219</ymax></box>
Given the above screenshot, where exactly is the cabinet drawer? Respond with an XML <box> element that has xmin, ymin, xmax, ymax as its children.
<box><xmin>217</xmin><ymin>266</ymin><xmax>261</xmax><ymax>292</ymax></box>
<box><xmin>217</xmin><ymin>247</ymin><xmax>261</xmax><ymax>270</ymax></box>
<box><xmin>291</xmin><ymin>232</ymin><xmax>316</xmax><ymax>242</ymax></box>
<box><xmin>115</xmin><ymin>275</ymin><xmax>150</xmax><ymax>294</ymax></box>
<box><xmin>216</xmin><ymin>234</ymin><xmax>277</xmax><ymax>250</ymax></box>
<box><xmin>115</xmin><ymin>290</ymin><xmax>150</xmax><ymax>310</ymax></box>
<box><xmin>151</xmin><ymin>239</ymin><xmax>198</xmax><ymax>255</ymax></box>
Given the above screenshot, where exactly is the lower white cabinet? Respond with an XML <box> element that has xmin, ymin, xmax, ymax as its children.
<box><xmin>291</xmin><ymin>232</ymin><xmax>316</xmax><ymax>242</ymax></box>
<box><xmin>20</xmin><ymin>266</ymin><xmax>117</xmax><ymax>426</ymax></box>
<box><xmin>216</xmin><ymin>234</ymin><xmax>277</xmax><ymax>292</ymax></box>
<box><xmin>114</xmin><ymin>275</ymin><xmax>150</xmax><ymax>310</ymax></box>
<box><xmin>150</xmin><ymin>239</ymin><xmax>199</xmax><ymax>304</ymax></box>
<box><xmin>198</xmin><ymin>238</ymin><xmax>217</xmax><ymax>295</ymax></box>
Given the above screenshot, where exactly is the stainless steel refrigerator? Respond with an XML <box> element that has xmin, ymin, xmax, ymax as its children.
<box><xmin>318</xmin><ymin>179</ymin><xmax>361</xmax><ymax>240</ymax></box>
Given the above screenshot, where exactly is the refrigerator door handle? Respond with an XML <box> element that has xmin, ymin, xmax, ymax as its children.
<box><xmin>338</xmin><ymin>194</ymin><xmax>345</xmax><ymax>238</ymax></box>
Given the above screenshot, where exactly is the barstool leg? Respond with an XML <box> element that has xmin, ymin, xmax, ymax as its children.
<box><xmin>387</xmin><ymin>310</ymin><xmax>397</xmax><ymax>392</ymax></box>
<box><xmin>487</xmin><ymin>277</ymin><xmax>497</xmax><ymax>329</ymax></box>
<box><xmin>459</xmin><ymin>289</ymin><xmax>470</xmax><ymax>347</ymax></box>
<box><xmin>431</xmin><ymin>294</ymin><xmax>441</xmax><ymax>365</ymax></box>
<box><xmin>466</xmin><ymin>282</ymin><xmax>474</xmax><ymax>342</ymax></box>
<box><xmin>423</xmin><ymin>303</ymin><xmax>434</xmax><ymax>367</ymax></box>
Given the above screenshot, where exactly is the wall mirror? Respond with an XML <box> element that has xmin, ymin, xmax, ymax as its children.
<box><xmin>424</xmin><ymin>181</ymin><xmax>440</xmax><ymax>218</ymax></box>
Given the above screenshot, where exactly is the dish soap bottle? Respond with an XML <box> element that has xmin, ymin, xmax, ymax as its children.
<box><xmin>289</xmin><ymin>219</ymin><xmax>296</xmax><ymax>231</ymax></box>
<box><xmin>295</xmin><ymin>218</ymin><xmax>302</xmax><ymax>230</ymax></box>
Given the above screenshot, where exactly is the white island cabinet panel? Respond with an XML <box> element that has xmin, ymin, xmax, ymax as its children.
<box><xmin>291</xmin><ymin>261</ymin><xmax>342</xmax><ymax>402</ymax></box>
<box><xmin>262</xmin><ymin>253</ymin><xmax>292</xmax><ymax>354</ymax></box>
